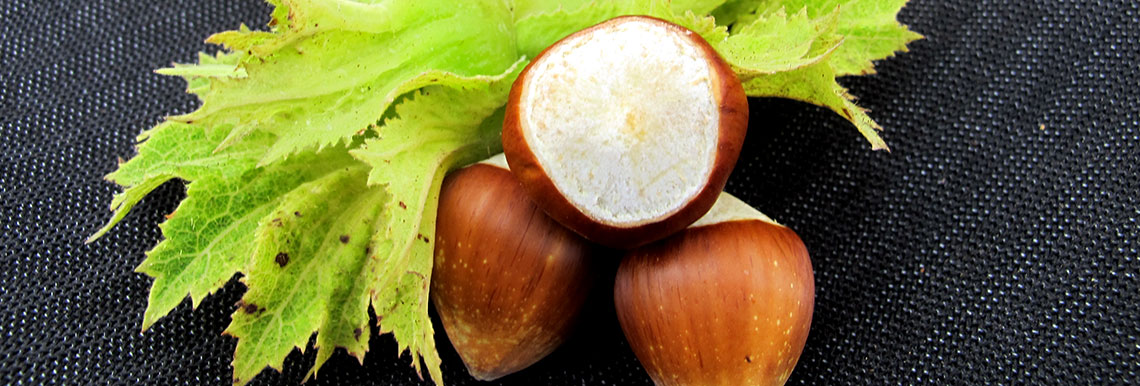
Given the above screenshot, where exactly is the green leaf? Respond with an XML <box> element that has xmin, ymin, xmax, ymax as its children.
<box><xmin>173</xmin><ymin>0</ymin><xmax>520</xmax><ymax>165</ymax></box>
<box><xmin>824</xmin><ymin>0</ymin><xmax>923</xmax><ymax>76</ymax></box>
<box><xmin>717</xmin><ymin>6</ymin><xmax>843</xmax><ymax>76</ymax></box>
<box><xmin>348</xmin><ymin>59</ymin><xmax>525</xmax><ymax>385</ymax></box>
<box><xmin>127</xmin><ymin>59</ymin><xmax>520</xmax><ymax>381</ymax></box>
<box><xmin>158</xmin><ymin>51</ymin><xmax>248</xmax><ymax>99</ymax></box>
<box><xmin>91</xmin><ymin>98</ymin><xmax>367</xmax><ymax>333</ymax></box>
<box><xmin>89</xmin><ymin>122</ymin><xmax>268</xmax><ymax>242</ymax></box>
<box><xmin>106</xmin><ymin>123</ymin><xmax>266</xmax><ymax>187</ymax></box>
<box><xmin>709</xmin><ymin>0</ymin><xmax>761</xmax><ymax>26</ymax></box>
<box><xmin>136</xmin><ymin>147</ymin><xmax>360</xmax><ymax>330</ymax></box>
<box><xmin>515</xmin><ymin>0</ymin><xmax>675</xmax><ymax>57</ymax></box>
<box><xmin>225</xmin><ymin>165</ymin><xmax>381</xmax><ymax>386</ymax></box>
<box><xmin>89</xmin><ymin>176</ymin><xmax>172</xmax><ymax>244</ymax></box>
<box><xmin>670</xmin><ymin>10</ymin><xmax>730</xmax><ymax>44</ymax></box>
<box><xmin>711</xmin><ymin>2</ymin><xmax>895</xmax><ymax>148</ymax></box>
<box><xmin>511</xmin><ymin>0</ymin><xmax>735</xmax><ymax>58</ymax></box>
<box><xmin>669</xmin><ymin>0</ymin><xmax>730</xmax><ymax>15</ymax></box>
<box><xmin>510</xmin><ymin>0</ymin><xmax>593</xmax><ymax>21</ymax></box>
<box><xmin>742</xmin><ymin>58</ymin><xmax>888</xmax><ymax>150</ymax></box>
<box><xmin>511</xmin><ymin>0</ymin><xmax>724</xmax><ymax>20</ymax></box>
<box><xmin>713</xmin><ymin>0</ymin><xmax>921</xmax><ymax>76</ymax></box>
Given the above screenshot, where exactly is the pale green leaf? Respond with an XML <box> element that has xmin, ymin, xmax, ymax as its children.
<box><xmin>717</xmin><ymin>6</ymin><xmax>843</xmax><ymax>77</ymax></box>
<box><xmin>823</xmin><ymin>0</ymin><xmax>923</xmax><ymax>76</ymax></box>
<box><xmin>710</xmin><ymin>0</ymin><xmax>761</xmax><ymax>26</ymax></box>
<box><xmin>510</xmin><ymin>0</ymin><xmax>592</xmax><ymax>21</ymax></box>
<box><xmin>88</xmin><ymin>176</ymin><xmax>172</xmax><ymax>244</ymax></box>
<box><xmin>224</xmin><ymin>165</ymin><xmax>380</xmax><ymax>386</ymax></box>
<box><xmin>89</xmin><ymin>122</ymin><xmax>268</xmax><ymax>242</ymax></box>
<box><xmin>515</xmin><ymin>0</ymin><xmax>676</xmax><ymax>57</ymax></box>
<box><xmin>160</xmin><ymin>51</ymin><xmax>247</xmax><ymax>98</ymax></box>
<box><xmin>742</xmin><ymin>59</ymin><xmax>888</xmax><ymax>150</ymax></box>
<box><xmin>669</xmin><ymin>0</ymin><xmax>729</xmax><ymax>15</ymax></box>
<box><xmin>155</xmin><ymin>63</ymin><xmax>248</xmax><ymax>79</ymax></box>
<box><xmin>135</xmin><ymin>148</ymin><xmax>360</xmax><ymax>331</ymax></box>
<box><xmin>172</xmin><ymin>0</ymin><xmax>519</xmax><ymax>166</ymax></box>
<box><xmin>348</xmin><ymin>60</ymin><xmax>524</xmax><ymax>385</ymax></box>
<box><xmin>306</xmin><ymin>58</ymin><xmax>525</xmax><ymax>383</ymax></box>
<box><xmin>670</xmin><ymin>10</ymin><xmax>730</xmax><ymax>44</ymax></box>
<box><xmin>714</xmin><ymin>0</ymin><xmax>921</xmax><ymax>76</ymax></box>
<box><xmin>106</xmin><ymin>122</ymin><xmax>266</xmax><ymax>187</ymax></box>
<box><xmin>709</xmin><ymin>0</ymin><xmax>900</xmax><ymax>148</ymax></box>
<box><xmin>305</xmin><ymin>232</ymin><xmax>374</xmax><ymax>380</ymax></box>
<box><xmin>368</xmin><ymin>164</ymin><xmax>445</xmax><ymax>383</ymax></box>
<box><xmin>511</xmin><ymin>0</ymin><xmax>723</xmax><ymax>20</ymax></box>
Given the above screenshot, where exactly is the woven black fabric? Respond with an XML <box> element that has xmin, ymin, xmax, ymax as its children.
<box><xmin>3</xmin><ymin>0</ymin><xmax>1138</xmax><ymax>384</ymax></box>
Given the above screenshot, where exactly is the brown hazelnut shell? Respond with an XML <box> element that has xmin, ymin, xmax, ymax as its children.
<box><xmin>615</xmin><ymin>215</ymin><xmax>814</xmax><ymax>386</ymax></box>
<box><xmin>432</xmin><ymin>162</ymin><xmax>598</xmax><ymax>380</ymax></box>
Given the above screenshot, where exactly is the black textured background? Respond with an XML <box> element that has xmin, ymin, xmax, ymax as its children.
<box><xmin>2</xmin><ymin>0</ymin><xmax>1138</xmax><ymax>385</ymax></box>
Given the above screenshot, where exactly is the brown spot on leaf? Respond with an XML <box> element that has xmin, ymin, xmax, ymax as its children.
<box><xmin>238</xmin><ymin>301</ymin><xmax>259</xmax><ymax>314</ymax></box>
<box><xmin>364</xmin><ymin>246</ymin><xmax>371</xmax><ymax>255</ymax></box>
<box><xmin>275</xmin><ymin>252</ymin><xmax>289</xmax><ymax>267</ymax></box>
<box><xmin>418</xmin><ymin>234</ymin><xmax>429</xmax><ymax>243</ymax></box>
<box><xmin>354</xmin><ymin>328</ymin><xmax>363</xmax><ymax>341</ymax></box>
<box><xmin>398</xmin><ymin>201</ymin><xmax>407</xmax><ymax>209</ymax></box>
<box><xmin>746</xmin><ymin>355</ymin><xmax>752</xmax><ymax>363</ymax></box>
<box><xmin>293</xmin><ymin>211</ymin><xmax>302</xmax><ymax>217</ymax></box>
<box><xmin>339</xmin><ymin>235</ymin><xmax>350</xmax><ymax>244</ymax></box>
<box><xmin>271</xmin><ymin>218</ymin><xmax>283</xmax><ymax>227</ymax></box>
